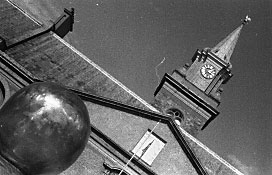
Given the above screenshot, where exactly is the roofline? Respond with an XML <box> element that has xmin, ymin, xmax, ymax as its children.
<box><xmin>179</xmin><ymin>127</ymin><xmax>244</xmax><ymax>175</ymax></box>
<box><xmin>6</xmin><ymin>0</ymin><xmax>43</xmax><ymax>26</ymax></box>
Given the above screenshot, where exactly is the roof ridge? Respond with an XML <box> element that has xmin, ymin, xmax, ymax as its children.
<box><xmin>52</xmin><ymin>33</ymin><xmax>159</xmax><ymax>113</ymax></box>
<box><xmin>6</xmin><ymin>0</ymin><xmax>43</xmax><ymax>26</ymax></box>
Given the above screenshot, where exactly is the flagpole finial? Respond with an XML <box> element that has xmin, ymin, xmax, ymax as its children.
<box><xmin>242</xmin><ymin>15</ymin><xmax>251</xmax><ymax>25</ymax></box>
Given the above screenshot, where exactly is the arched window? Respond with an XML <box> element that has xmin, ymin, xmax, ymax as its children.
<box><xmin>166</xmin><ymin>108</ymin><xmax>184</xmax><ymax>126</ymax></box>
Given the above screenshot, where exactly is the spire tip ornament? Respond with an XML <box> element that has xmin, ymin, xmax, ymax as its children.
<box><xmin>242</xmin><ymin>15</ymin><xmax>251</xmax><ymax>25</ymax></box>
<box><xmin>211</xmin><ymin>15</ymin><xmax>251</xmax><ymax>65</ymax></box>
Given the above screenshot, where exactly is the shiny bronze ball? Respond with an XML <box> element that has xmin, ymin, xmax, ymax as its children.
<box><xmin>0</xmin><ymin>82</ymin><xmax>90</xmax><ymax>175</ymax></box>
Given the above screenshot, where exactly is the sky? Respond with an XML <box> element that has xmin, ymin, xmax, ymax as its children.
<box><xmin>11</xmin><ymin>0</ymin><xmax>271</xmax><ymax>174</ymax></box>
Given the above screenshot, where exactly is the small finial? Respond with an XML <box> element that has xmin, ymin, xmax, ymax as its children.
<box><xmin>242</xmin><ymin>15</ymin><xmax>251</xmax><ymax>25</ymax></box>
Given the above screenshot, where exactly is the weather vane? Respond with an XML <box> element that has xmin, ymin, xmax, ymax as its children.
<box><xmin>242</xmin><ymin>15</ymin><xmax>251</xmax><ymax>25</ymax></box>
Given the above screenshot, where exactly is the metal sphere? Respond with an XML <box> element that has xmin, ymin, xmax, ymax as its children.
<box><xmin>0</xmin><ymin>82</ymin><xmax>90</xmax><ymax>175</ymax></box>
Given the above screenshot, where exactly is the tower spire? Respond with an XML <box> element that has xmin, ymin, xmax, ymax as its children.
<box><xmin>211</xmin><ymin>15</ymin><xmax>251</xmax><ymax>67</ymax></box>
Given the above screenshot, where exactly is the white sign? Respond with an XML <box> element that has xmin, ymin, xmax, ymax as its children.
<box><xmin>132</xmin><ymin>130</ymin><xmax>166</xmax><ymax>166</ymax></box>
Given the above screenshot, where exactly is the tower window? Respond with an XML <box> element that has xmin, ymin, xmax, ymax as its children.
<box><xmin>166</xmin><ymin>108</ymin><xmax>184</xmax><ymax>125</ymax></box>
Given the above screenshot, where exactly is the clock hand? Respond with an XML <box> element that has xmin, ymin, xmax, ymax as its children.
<box><xmin>207</xmin><ymin>69</ymin><xmax>214</xmax><ymax>74</ymax></box>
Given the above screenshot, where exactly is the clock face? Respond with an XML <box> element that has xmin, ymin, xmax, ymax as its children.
<box><xmin>200</xmin><ymin>64</ymin><xmax>216</xmax><ymax>79</ymax></box>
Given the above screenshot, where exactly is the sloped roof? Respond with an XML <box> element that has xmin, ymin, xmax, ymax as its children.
<box><xmin>0</xmin><ymin>0</ymin><xmax>41</xmax><ymax>45</ymax></box>
<box><xmin>0</xmin><ymin>154</ymin><xmax>23</xmax><ymax>175</ymax></box>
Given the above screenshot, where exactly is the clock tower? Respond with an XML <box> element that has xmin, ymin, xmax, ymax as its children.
<box><xmin>153</xmin><ymin>17</ymin><xmax>251</xmax><ymax>136</ymax></box>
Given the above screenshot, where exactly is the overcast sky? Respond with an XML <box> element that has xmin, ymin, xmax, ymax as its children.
<box><xmin>13</xmin><ymin>0</ymin><xmax>271</xmax><ymax>174</ymax></box>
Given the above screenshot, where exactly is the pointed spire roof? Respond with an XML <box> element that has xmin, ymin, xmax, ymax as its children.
<box><xmin>211</xmin><ymin>16</ymin><xmax>251</xmax><ymax>67</ymax></box>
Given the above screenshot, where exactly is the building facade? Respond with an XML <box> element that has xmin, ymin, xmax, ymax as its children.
<box><xmin>0</xmin><ymin>0</ymin><xmax>249</xmax><ymax>174</ymax></box>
